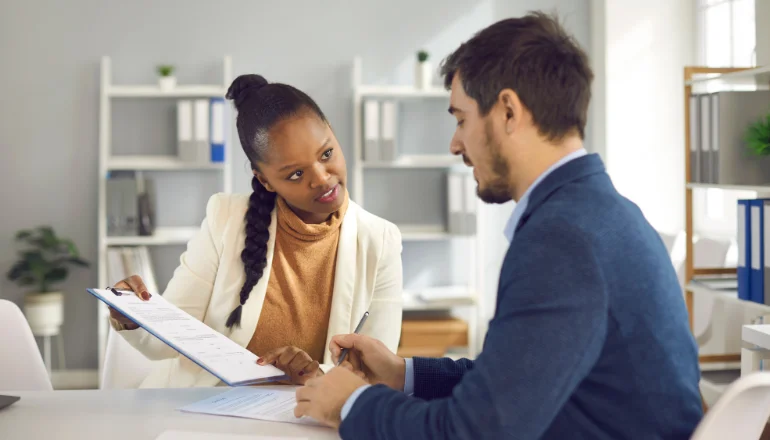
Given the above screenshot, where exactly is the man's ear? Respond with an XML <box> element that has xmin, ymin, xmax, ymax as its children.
<box><xmin>253</xmin><ymin>170</ymin><xmax>275</xmax><ymax>193</ymax></box>
<box><xmin>499</xmin><ymin>89</ymin><xmax>523</xmax><ymax>135</ymax></box>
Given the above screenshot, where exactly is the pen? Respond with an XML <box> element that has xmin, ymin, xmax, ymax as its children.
<box><xmin>336</xmin><ymin>311</ymin><xmax>369</xmax><ymax>366</ymax></box>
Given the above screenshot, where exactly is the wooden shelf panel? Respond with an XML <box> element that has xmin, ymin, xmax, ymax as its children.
<box><xmin>687</xmin><ymin>183</ymin><xmax>770</xmax><ymax>193</ymax></box>
<box><xmin>685</xmin><ymin>65</ymin><xmax>770</xmax><ymax>87</ymax></box>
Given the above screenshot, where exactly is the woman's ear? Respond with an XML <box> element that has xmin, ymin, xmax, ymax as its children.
<box><xmin>253</xmin><ymin>170</ymin><xmax>276</xmax><ymax>193</ymax></box>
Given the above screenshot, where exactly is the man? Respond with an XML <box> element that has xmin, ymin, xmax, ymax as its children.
<box><xmin>294</xmin><ymin>11</ymin><xmax>703</xmax><ymax>439</ymax></box>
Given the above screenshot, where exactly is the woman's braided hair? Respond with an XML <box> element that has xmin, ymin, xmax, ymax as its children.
<box><xmin>224</xmin><ymin>74</ymin><xmax>328</xmax><ymax>328</ymax></box>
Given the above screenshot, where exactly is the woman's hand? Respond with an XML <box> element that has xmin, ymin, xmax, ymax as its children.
<box><xmin>257</xmin><ymin>346</ymin><xmax>322</xmax><ymax>385</ymax></box>
<box><xmin>107</xmin><ymin>274</ymin><xmax>152</xmax><ymax>331</ymax></box>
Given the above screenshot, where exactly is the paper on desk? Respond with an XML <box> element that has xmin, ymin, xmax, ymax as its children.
<box><xmin>156</xmin><ymin>430</ymin><xmax>307</xmax><ymax>440</ymax></box>
<box><xmin>156</xmin><ymin>430</ymin><xmax>308</xmax><ymax>440</ymax></box>
<box><xmin>178</xmin><ymin>387</ymin><xmax>323</xmax><ymax>427</ymax></box>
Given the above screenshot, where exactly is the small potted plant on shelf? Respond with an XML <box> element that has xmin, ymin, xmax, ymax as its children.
<box><xmin>745</xmin><ymin>112</ymin><xmax>770</xmax><ymax>156</ymax></box>
<box><xmin>415</xmin><ymin>50</ymin><xmax>432</xmax><ymax>90</ymax></box>
<box><xmin>6</xmin><ymin>226</ymin><xmax>89</xmax><ymax>337</ymax></box>
<box><xmin>157</xmin><ymin>64</ymin><xmax>176</xmax><ymax>91</ymax></box>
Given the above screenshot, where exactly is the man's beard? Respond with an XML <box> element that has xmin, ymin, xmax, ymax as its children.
<box><xmin>477</xmin><ymin>122</ymin><xmax>511</xmax><ymax>204</ymax></box>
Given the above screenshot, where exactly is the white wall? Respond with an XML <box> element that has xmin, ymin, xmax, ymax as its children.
<box><xmin>758</xmin><ymin>0</ymin><xmax>770</xmax><ymax>66</ymax></box>
<box><xmin>602</xmin><ymin>0</ymin><xmax>696</xmax><ymax>235</ymax></box>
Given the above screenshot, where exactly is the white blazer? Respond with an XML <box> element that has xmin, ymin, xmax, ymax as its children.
<box><xmin>116</xmin><ymin>192</ymin><xmax>403</xmax><ymax>388</ymax></box>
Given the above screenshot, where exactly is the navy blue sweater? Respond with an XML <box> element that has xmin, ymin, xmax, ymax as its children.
<box><xmin>340</xmin><ymin>154</ymin><xmax>703</xmax><ymax>439</ymax></box>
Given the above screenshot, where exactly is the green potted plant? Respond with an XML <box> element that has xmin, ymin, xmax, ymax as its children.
<box><xmin>415</xmin><ymin>50</ymin><xmax>432</xmax><ymax>90</ymax></box>
<box><xmin>745</xmin><ymin>112</ymin><xmax>770</xmax><ymax>156</ymax></box>
<box><xmin>6</xmin><ymin>226</ymin><xmax>89</xmax><ymax>336</ymax></box>
<box><xmin>157</xmin><ymin>64</ymin><xmax>176</xmax><ymax>91</ymax></box>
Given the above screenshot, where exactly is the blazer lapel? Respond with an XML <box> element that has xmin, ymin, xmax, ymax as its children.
<box><xmin>322</xmin><ymin>201</ymin><xmax>358</xmax><ymax>363</ymax></box>
<box><xmin>229</xmin><ymin>206</ymin><xmax>278</xmax><ymax>347</ymax></box>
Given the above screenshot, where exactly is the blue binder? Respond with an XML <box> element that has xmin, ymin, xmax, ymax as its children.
<box><xmin>209</xmin><ymin>98</ymin><xmax>226</xmax><ymax>163</ymax></box>
<box><xmin>750</xmin><ymin>200</ymin><xmax>764</xmax><ymax>303</ymax></box>
<box><xmin>738</xmin><ymin>199</ymin><xmax>752</xmax><ymax>301</ymax></box>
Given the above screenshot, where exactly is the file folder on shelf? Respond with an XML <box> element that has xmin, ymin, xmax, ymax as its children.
<box><xmin>738</xmin><ymin>199</ymin><xmax>752</xmax><ymax>301</ymax></box>
<box><xmin>765</xmin><ymin>201</ymin><xmax>770</xmax><ymax>305</ymax></box>
<box><xmin>751</xmin><ymin>199</ymin><xmax>765</xmax><ymax>304</ymax></box>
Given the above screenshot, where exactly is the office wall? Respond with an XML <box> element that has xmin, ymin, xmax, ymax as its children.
<box><xmin>601</xmin><ymin>0</ymin><xmax>696</xmax><ymax>235</ymax></box>
<box><xmin>0</xmin><ymin>0</ymin><xmax>590</xmax><ymax>369</ymax></box>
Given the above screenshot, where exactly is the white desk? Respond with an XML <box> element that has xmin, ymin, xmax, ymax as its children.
<box><xmin>742</xmin><ymin>325</ymin><xmax>770</xmax><ymax>375</ymax></box>
<box><xmin>0</xmin><ymin>387</ymin><xmax>339</xmax><ymax>440</ymax></box>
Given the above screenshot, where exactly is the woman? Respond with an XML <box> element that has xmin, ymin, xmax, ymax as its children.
<box><xmin>108</xmin><ymin>74</ymin><xmax>403</xmax><ymax>388</ymax></box>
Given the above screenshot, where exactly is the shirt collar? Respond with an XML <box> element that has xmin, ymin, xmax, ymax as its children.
<box><xmin>503</xmin><ymin>148</ymin><xmax>588</xmax><ymax>242</ymax></box>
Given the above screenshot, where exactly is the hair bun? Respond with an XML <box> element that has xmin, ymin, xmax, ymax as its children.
<box><xmin>226</xmin><ymin>74</ymin><xmax>268</xmax><ymax>108</ymax></box>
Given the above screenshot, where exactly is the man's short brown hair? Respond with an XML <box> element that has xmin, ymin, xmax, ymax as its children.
<box><xmin>441</xmin><ymin>11</ymin><xmax>593</xmax><ymax>141</ymax></box>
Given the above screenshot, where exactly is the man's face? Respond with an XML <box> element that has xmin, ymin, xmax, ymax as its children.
<box><xmin>448</xmin><ymin>74</ymin><xmax>511</xmax><ymax>204</ymax></box>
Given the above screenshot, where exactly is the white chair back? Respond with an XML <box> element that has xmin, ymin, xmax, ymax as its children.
<box><xmin>100</xmin><ymin>326</ymin><xmax>156</xmax><ymax>389</ymax></box>
<box><xmin>692</xmin><ymin>372</ymin><xmax>770</xmax><ymax>440</ymax></box>
<box><xmin>0</xmin><ymin>300</ymin><xmax>53</xmax><ymax>391</ymax></box>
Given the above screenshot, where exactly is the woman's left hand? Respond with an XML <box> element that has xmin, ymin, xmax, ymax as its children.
<box><xmin>257</xmin><ymin>346</ymin><xmax>322</xmax><ymax>385</ymax></box>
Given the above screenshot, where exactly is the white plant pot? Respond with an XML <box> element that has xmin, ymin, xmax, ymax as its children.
<box><xmin>23</xmin><ymin>292</ymin><xmax>64</xmax><ymax>337</ymax></box>
<box><xmin>158</xmin><ymin>76</ymin><xmax>177</xmax><ymax>91</ymax></box>
<box><xmin>415</xmin><ymin>61</ymin><xmax>433</xmax><ymax>90</ymax></box>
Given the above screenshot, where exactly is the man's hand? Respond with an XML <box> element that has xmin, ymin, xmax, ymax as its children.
<box><xmin>294</xmin><ymin>367</ymin><xmax>367</xmax><ymax>429</ymax></box>
<box><xmin>330</xmin><ymin>334</ymin><xmax>406</xmax><ymax>390</ymax></box>
<box><xmin>257</xmin><ymin>346</ymin><xmax>321</xmax><ymax>385</ymax></box>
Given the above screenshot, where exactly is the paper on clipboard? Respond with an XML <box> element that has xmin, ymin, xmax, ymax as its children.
<box><xmin>86</xmin><ymin>288</ymin><xmax>286</xmax><ymax>386</ymax></box>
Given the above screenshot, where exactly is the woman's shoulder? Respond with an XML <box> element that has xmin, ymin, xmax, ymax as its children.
<box><xmin>204</xmin><ymin>192</ymin><xmax>251</xmax><ymax>218</ymax></box>
<box><xmin>201</xmin><ymin>193</ymin><xmax>252</xmax><ymax>235</ymax></box>
<box><xmin>348</xmin><ymin>200</ymin><xmax>402</xmax><ymax>246</ymax></box>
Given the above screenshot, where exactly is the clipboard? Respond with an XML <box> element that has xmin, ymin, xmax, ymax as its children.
<box><xmin>87</xmin><ymin>287</ymin><xmax>287</xmax><ymax>386</ymax></box>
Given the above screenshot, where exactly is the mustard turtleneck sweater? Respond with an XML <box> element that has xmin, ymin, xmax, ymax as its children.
<box><xmin>246</xmin><ymin>192</ymin><xmax>349</xmax><ymax>362</ymax></box>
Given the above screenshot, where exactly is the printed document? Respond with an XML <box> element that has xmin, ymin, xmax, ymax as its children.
<box><xmin>178</xmin><ymin>387</ymin><xmax>323</xmax><ymax>427</ymax></box>
<box><xmin>155</xmin><ymin>430</ymin><xmax>307</xmax><ymax>440</ymax></box>
<box><xmin>86</xmin><ymin>288</ymin><xmax>286</xmax><ymax>386</ymax></box>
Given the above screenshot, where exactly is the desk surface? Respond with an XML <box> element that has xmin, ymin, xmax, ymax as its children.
<box><xmin>0</xmin><ymin>387</ymin><xmax>339</xmax><ymax>440</ymax></box>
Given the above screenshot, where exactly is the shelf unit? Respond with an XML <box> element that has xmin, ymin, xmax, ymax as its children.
<box><xmin>96</xmin><ymin>56</ymin><xmax>233</xmax><ymax>371</ymax></box>
<box><xmin>682</xmin><ymin>65</ymin><xmax>770</xmax><ymax>370</ymax></box>
<box><xmin>106</xmin><ymin>155</ymin><xmax>226</xmax><ymax>171</ymax></box>
<box><xmin>351</xmin><ymin>56</ymin><xmax>482</xmax><ymax>358</ymax></box>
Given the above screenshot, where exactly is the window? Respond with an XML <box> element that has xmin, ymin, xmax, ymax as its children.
<box><xmin>697</xmin><ymin>0</ymin><xmax>756</xmax><ymax>67</ymax></box>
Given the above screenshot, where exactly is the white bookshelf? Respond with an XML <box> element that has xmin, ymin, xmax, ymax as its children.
<box><xmin>362</xmin><ymin>154</ymin><xmax>463</xmax><ymax>169</ymax></box>
<box><xmin>351</xmin><ymin>56</ymin><xmax>483</xmax><ymax>357</ymax></box>
<box><xmin>358</xmin><ymin>84</ymin><xmax>450</xmax><ymax>98</ymax></box>
<box><xmin>107</xmin><ymin>155</ymin><xmax>226</xmax><ymax>171</ymax></box>
<box><xmin>398</xmin><ymin>224</ymin><xmax>454</xmax><ymax>241</ymax></box>
<box><xmin>107</xmin><ymin>85</ymin><xmax>227</xmax><ymax>98</ymax></box>
<box><xmin>96</xmin><ymin>55</ymin><xmax>233</xmax><ymax>374</ymax></box>
<box><xmin>104</xmin><ymin>226</ymin><xmax>199</xmax><ymax>246</ymax></box>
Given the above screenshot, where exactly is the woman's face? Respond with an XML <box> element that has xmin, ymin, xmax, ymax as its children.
<box><xmin>255</xmin><ymin>112</ymin><xmax>347</xmax><ymax>224</ymax></box>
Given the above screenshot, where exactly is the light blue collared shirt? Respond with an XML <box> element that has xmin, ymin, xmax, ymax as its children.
<box><xmin>341</xmin><ymin>149</ymin><xmax>587</xmax><ymax>421</ymax></box>
<box><xmin>503</xmin><ymin>148</ymin><xmax>587</xmax><ymax>243</ymax></box>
